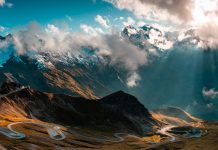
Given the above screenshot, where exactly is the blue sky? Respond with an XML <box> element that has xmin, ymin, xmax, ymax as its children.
<box><xmin>0</xmin><ymin>0</ymin><xmax>130</xmax><ymax>32</ymax></box>
<box><xmin>1</xmin><ymin>0</ymin><xmax>218</xmax><ymax>115</ymax></box>
<box><xmin>0</xmin><ymin>0</ymin><xmax>133</xmax><ymax>65</ymax></box>
<box><xmin>1</xmin><ymin>0</ymin><xmax>217</xmax><ymax>66</ymax></box>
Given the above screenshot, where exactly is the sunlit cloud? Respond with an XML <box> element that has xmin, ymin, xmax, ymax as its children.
<box><xmin>192</xmin><ymin>0</ymin><xmax>218</xmax><ymax>25</ymax></box>
<box><xmin>0</xmin><ymin>0</ymin><xmax>13</xmax><ymax>8</ymax></box>
<box><xmin>105</xmin><ymin>0</ymin><xmax>218</xmax><ymax>48</ymax></box>
<box><xmin>10</xmin><ymin>22</ymin><xmax>148</xmax><ymax>87</ymax></box>
<box><xmin>105</xmin><ymin>0</ymin><xmax>218</xmax><ymax>26</ymax></box>
<box><xmin>80</xmin><ymin>24</ymin><xmax>104</xmax><ymax>36</ymax></box>
<box><xmin>95</xmin><ymin>15</ymin><xmax>110</xmax><ymax>28</ymax></box>
<box><xmin>123</xmin><ymin>17</ymin><xmax>135</xmax><ymax>26</ymax></box>
<box><xmin>105</xmin><ymin>0</ymin><xmax>193</xmax><ymax>23</ymax></box>
<box><xmin>203</xmin><ymin>87</ymin><xmax>218</xmax><ymax>100</ymax></box>
<box><xmin>127</xmin><ymin>72</ymin><xmax>141</xmax><ymax>88</ymax></box>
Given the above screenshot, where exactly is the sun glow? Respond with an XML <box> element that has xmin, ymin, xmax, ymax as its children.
<box><xmin>192</xmin><ymin>0</ymin><xmax>218</xmax><ymax>25</ymax></box>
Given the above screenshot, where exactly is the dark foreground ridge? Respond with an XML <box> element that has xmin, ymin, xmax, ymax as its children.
<box><xmin>0</xmin><ymin>82</ymin><xmax>159</xmax><ymax>135</ymax></box>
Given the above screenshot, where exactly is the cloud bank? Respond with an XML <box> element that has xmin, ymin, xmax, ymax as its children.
<box><xmin>80</xmin><ymin>24</ymin><xmax>104</xmax><ymax>36</ymax></box>
<box><xmin>11</xmin><ymin>22</ymin><xmax>147</xmax><ymax>87</ymax></box>
<box><xmin>104</xmin><ymin>0</ymin><xmax>218</xmax><ymax>48</ymax></box>
<box><xmin>105</xmin><ymin>0</ymin><xmax>193</xmax><ymax>22</ymax></box>
<box><xmin>196</xmin><ymin>19</ymin><xmax>218</xmax><ymax>48</ymax></box>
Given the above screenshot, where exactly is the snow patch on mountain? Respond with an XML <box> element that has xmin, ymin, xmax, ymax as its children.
<box><xmin>122</xmin><ymin>25</ymin><xmax>174</xmax><ymax>51</ymax></box>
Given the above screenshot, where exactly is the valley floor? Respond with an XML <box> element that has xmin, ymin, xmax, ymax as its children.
<box><xmin>0</xmin><ymin>115</ymin><xmax>217</xmax><ymax>150</ymax></box>
<box><xmin>150</xmin><ymin>123</ymin><xmax>218</xmax><ymax>150</ymax></box>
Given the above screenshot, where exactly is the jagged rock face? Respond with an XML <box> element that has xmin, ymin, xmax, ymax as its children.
<box><xmin>122</xmin><ymin>25</ymin><xmax>173</xmax><ymax>51</ymax></box>
<box><xmin>0</xmin><ymin>82</ymin><xmax>158</xmax><ymax>135</ymax></box>
<box><xmin>0</xmin><ymin>55</ymin><xmax>97</xmax><ymax>99</ymax></box>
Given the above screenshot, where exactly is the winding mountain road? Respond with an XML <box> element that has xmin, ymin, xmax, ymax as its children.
<box><xmin>0</xmin><ymin>86</ymin><xmax>200</xmax><ymax>147</ymax></box>
<box><xmin>141</xmin><ymin>125</ymin><xmax>177</xmax><ymax>150</ymax></box>
<box><xmin>157</xmin><ymin>125</ymin><xmax>176</xmax><ymax>142</ymax></box>
<box><xmin>46</xmin><ymin>125</ymin><xmax>66</xmax><ymax>140</ymax></box>
<box><xmin>0</xmin><ymin>122</ymin><xmax>65</xmax><ymax>140</ymax></box>
<box><xmin>0</xmin><ymin>126</ymin><xmax>25</xmax><ymax>139</ymax></box>
<box><xmin>0</xmin><ymin>87</ymin><xmax>123</xmax><ymax>142</ymax></box>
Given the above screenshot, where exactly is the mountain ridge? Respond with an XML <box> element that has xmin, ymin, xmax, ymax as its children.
<box><xmin>0</xmin><ymin>81</ymin><xmax>159</xmax><ymax>135</ymax></box>
<box><xmin>0</xmin><ymin>25</ymin><xmax>217</xmax><ymax>121</ymax></box>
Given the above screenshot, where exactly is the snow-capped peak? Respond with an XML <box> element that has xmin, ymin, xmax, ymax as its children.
<box><xmin>122</xmin><ymin>25</ymin><xmax>173</xmax><ymax>50</ymax></box>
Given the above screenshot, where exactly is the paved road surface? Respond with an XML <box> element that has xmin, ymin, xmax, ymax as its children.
<box><xmin>157</xmin><ymin>125</ymin><xmax>176</xmax><ymax>142</ymax></box>
<box><xmin>0</xmin><ymin>122</ymin><xmax>66</xmax><ymax>140</ymax></box>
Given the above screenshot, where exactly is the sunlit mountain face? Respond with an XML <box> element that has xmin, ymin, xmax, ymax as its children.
<box><xmin>1</xmin><ymin>0</ymin><xmax>218</xmax><ymax>149</ymax></box>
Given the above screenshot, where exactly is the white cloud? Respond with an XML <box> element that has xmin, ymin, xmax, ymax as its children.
<box><xmin>13</xmin><ymin>23</ymin><xmax>75</xmax><ymax>55</ymax></box>
<box><xmin>104</xmin><ymin>0</ymin><xmax>218</xmax><ymax>50</ymax></box>
<box><xmin>119</xmin><ymin>17</ymin><xmax>124</xmax><ymax>20</ymax></box>
<box><xmin>0</xmin><ymin>0</ymin><xmax>12</xmax><ymax>7</ymax></box>
<box><xmin>105</xmin><ymin>0</ymin><xmax>218</xmax><ymax>27</ymax></box>
<box><xmin>202</xmin><ymin>87</ymin><xmax>218</xmax><ymax>99</ymax></box>
<box><xmin>0</xmin><ymin>0</ymin><xmax>5</xmax><ymax>6</ymax></box>
<box><xmin>80</xmin><ymin>24</ymin><xmax>104</xmax><ymax>36</ymax></box>
<box><xmin>192</xmin><ymin>0</ymin><xmax>218</xmax><ymax>26</ymax></box>
<box><xmin>123</xmin><ymin>17</ymin><xmax>135</xmax><ymax>26</ymax></box>
<box><xmin>127</xmin><ymin>72</ymin><xmax>141</xmax><ymax>88</ymax></box>
<box><xmin>0</xmin><ymin>26</ymin><xmax>5</xmax><ymax>32</ymax></box>
<box><xmin>105</xmin><ymin>0</ymin><xmax>193</xmax><ymax>23</ymax></box>
<box><xmin>93</xmin><ymin>33</ymin><xmax>146</xmax><ymax>87</ymax></box>
<box><xmin>46</xmin><ymin>24</ymin><xmax>60</xmax><ymax>33</ymax></box>
<box><xmin>190</xmin><ymin>1</ymin><xmax>218</xmax><ymax>48</ymax></box>
<box><xmin>12</xmin><ymin>22</ymin><xmax>148</xmax><ymax>88</ymax></box>
<box><xmin>105</xmin><ymin>0</ymin><xmax>217</xmax><ymax>49</ymax></box>
<box><xmin>99</xmin><ymin>32</ymin><xmax>148</xmax><ymax>71</ymax></box>
<box><xmin>95</xmin><ymin>15</ymin><xmax>110</xmax><ymax>28</ymax></box>
<box><xmin>137</xmin><ymin>21</ymin><xmax>146</xmax><ymax>27</ymax></box>
<box><xmin>196</xmin><ymin>21</ymin><xmax>218</xmax><ymax>48</ymax></box>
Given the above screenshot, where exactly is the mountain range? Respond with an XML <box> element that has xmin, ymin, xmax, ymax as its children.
<box><xmin>0</xmin><ymin>25</ymin><xmax>217</xmax><ymax>121</ymax></box>
<box><xmin>0</xmin><ymin>24</ymin><xmax>216</xmax><ymax>149</ymax></box>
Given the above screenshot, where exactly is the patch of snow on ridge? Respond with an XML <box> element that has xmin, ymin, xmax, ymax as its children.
<box><xmin>126</xmin><ymin>26</ymin><xmax>138</xmax><ymax>35</ymax></box>
<box><xmin>123</xmin><ymin>25</ymin><xmax>174</xmax><ymax>50</ymax></box>
<box><xmin>148</xmin><ymin>28</ymin><xmax>173</xmax><ymax>50</ymax></box>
